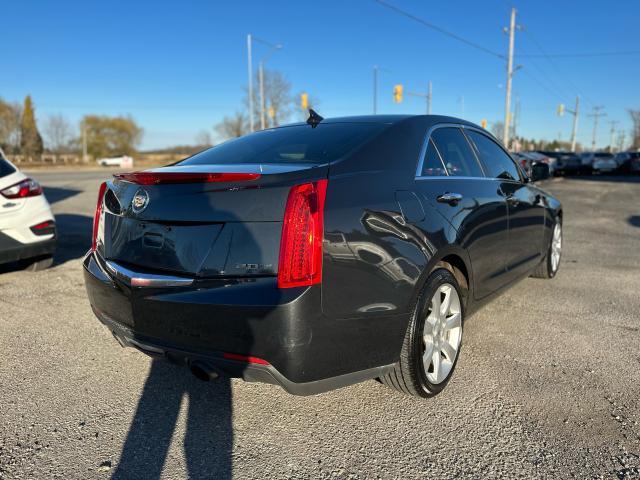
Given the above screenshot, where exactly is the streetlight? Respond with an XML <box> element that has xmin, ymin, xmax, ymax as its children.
<box><xmin>254</xmin><ymin>37</ymin><xmax>282</xmax><ymax>129</ymax></box>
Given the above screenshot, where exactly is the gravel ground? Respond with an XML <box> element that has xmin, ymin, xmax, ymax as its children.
<box><xmin>1</xmin><ymin>171</ymin><xmax>639</xmax><ymax>479</ymax></box>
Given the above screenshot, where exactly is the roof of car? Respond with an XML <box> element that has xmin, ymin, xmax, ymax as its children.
<box><xmin>285</xmin><ymin>114</ymin><xmax>479</xmax><ymax>128</ymax></box>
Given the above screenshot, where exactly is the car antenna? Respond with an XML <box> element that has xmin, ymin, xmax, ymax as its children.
<box><xmin>306</xmin><ymin>109</ymin><xmax>324</xmax><ymax>128</ymax></box>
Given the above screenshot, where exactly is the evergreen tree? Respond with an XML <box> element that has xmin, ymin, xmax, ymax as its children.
<box><xmin>20</xmin><ymin>95</ymin><xmax>43</xmax><ymax>158</ymax></box>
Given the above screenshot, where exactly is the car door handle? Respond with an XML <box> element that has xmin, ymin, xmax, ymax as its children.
<box><xmin>436</xmin><ymin>192</ymin><xmax>463</xmax><ymax>205</ymax></box>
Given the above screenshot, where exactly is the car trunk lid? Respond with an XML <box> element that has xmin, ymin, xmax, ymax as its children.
<box><xmin>99</xmin><ymin>163</ymin><xmax>328</xmax><ymax>278</ymax></box>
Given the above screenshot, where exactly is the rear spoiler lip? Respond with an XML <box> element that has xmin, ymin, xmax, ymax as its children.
<box><xmin>113</xmin><ymin>171</ymin><xmax>261</xmax><ymax>185</ymax></box>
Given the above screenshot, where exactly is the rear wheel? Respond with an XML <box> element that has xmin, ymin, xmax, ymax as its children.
<box><xmin>532</xmin><ymin>218</ymin><xmax>562</xmax><ymax>279</ymax></box>
<box><xmin>380</xmin><ymin>268</ymin><xmax>464</xmax><ymax>398</ymax></box>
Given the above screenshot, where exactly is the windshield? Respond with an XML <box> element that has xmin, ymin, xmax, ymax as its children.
<box><xmin>595</xmin><ymin>153</ymin><xmax>613</xmax><ymax>158</ymax></box>
<box><xmin>0</xmin><ymin>155</ymin><xmax>16</xmax><ymax>179</ymax></box>
<box><xmin>177</xmin><ymin>123</ymin><xmax>387</xmax><ymax>166</ymax></box>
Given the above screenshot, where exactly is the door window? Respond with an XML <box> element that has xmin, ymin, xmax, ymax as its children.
<box><xmin>419</xmin><ymin>139</ymin><xmax>447</xmax><ymax>176</ymax></box>
<box><xmin>465</xmin><ymin>130</ymin><xmax>521</xmax><ymax>181</ymax></box>
<box><xmin>430</xmin><ymin>127</ymin><xmax>484</xmax><ymax>178</ymax></box>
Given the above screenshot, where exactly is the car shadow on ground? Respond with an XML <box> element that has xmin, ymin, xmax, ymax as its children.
<box><xmin>628</xmin><ymin>215</ymin><xmax>640</xmax><ymax>228</ymax></box>
<box><xmin>52</xmin><ymin>213</ymin><xmax>93</xmax><ymax>265</ymax></box>
<box><xmin>112</xmin><ymin>360</ymin><xmax>233</xmax><ymax>480</ymax></box>
<box><xmin>42</xmin><ymin>186</ymin><xmax>83</xmax><ymax>205</ymax></box>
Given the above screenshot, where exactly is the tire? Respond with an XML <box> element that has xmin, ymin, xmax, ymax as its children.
<box><xmin>531</xmin><ymin>218</ymin><xmax>562</xmax><ymax>279</ymax></box>
<box><xmin>380</xmin><ymin>268</ymin><xmax>464</xmax><ymax>398</ymax></box>
<box><xmin>24</xmin><ymin>255</ymin><xmax>54</xmax><ymax>272</ymax></box>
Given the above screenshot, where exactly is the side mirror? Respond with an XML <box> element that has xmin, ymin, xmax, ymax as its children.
<box><xmin>530</xmin><ymin>162</ymin><xmax>550</xmax><ymax>182</ymax></box>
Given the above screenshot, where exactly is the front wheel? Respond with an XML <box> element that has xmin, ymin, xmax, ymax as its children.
<box><xmin>380</xmin><ymin>268</ymin><xmax>464</xmax><ymax>398</ymax></box>
<box><xmin>532</xmin><ymin>218</ymin><xmax>562</xmax><ymax>279</ymax></box>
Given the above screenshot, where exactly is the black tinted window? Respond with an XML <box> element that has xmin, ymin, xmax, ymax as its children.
<box><xmin>178</xmin><ymin>123</ymin><xmax>386</xmax><ymax>166</ymax></box>
<box><xmin>420</xmin><ymin>139</ymin><xmax>447</xmax><ymax>176</ymax></box>
<box><xmin>430</xmin><ymin>127</ymin><xmax>484</xmax><ymax>177</ymax></box>
<box><xmin>0</xmin><ymin>156</ymin><xmax>16</xmax><ymax>179</ymax></box>
<box><xmin>465</xmin><ymin>130</ymin><xmax>520</xmax><ymax>181</ymax></box>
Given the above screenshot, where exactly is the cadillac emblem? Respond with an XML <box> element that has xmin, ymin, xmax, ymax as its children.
<box><xmin>131</xmin><ymin>188</ymin><xmax>150</xmax><ymax>213</ymax></box>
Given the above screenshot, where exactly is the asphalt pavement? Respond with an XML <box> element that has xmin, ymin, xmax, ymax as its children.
<box><xmin>1</xmin><ymin>170</ymin><xmax>639</xmax><ymax>479</ymax></box>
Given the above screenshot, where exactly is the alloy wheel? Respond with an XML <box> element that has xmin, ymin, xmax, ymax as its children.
<box><xmin>551</xmin><ymin>222</ymin><xmax>562</xmax><ymax>273</ymax></box>
<box><xmin>422</xmin><ymin>284</ymin><xmax>462</xmax><ymax>385</ymax></box>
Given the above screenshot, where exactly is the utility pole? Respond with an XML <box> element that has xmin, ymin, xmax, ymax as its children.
<box><xmin>259</xmin><ymin>62</ymin><xmax>266</xmax><ymax>129</ymax></box>
<box><xmin>618</xmin><ymin>130</ymin><xmax>626</xmax><ymax>151</ymax></box>
<box><xmin>608</xmin><ymin>120</ymin><xmax>619</xmax><ymax>153</ymax></box>
<box><xmin>569</xmin><ymin>96</ymin><xmax>580</xmax><ymax>152</ymax></box>
<box><xmin>373</xmin><ymin>66</ymin><xmax>378</xmax><ymax>114</ymax></box>
<box><xmin>503</xmin><ymin>7</ymin><xmax>517</xmax><ymax>148</ymax></box>
<box><xmin>247</xmin><ymin>34</ymin><xmax>254</xmax><ymax>133</ymax></box>
<box><xmin>588</xmin><ymin>106</ymin><xmax>606</xmax><ymax>150</ymax></box>
<box><xmin>82</xmin><ymin>123</ymin><xmax>87</xmax><ymax>163</ymax></box>
<box><xmin>406</xmin><ymin>82</ymin><xmax>432</xmax><ymax>114</ymax></box>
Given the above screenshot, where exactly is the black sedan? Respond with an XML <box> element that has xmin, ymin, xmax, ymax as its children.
<box><xmin>84</xmin><ymin>114</ymin><xmax>562</xmax><ymax>398</ymax></box>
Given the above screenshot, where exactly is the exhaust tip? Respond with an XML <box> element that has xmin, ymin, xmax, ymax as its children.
<box><xmin>190</xmin><ymin>361</ymin><xmax>220</xmax><ymax>382</ymax></box>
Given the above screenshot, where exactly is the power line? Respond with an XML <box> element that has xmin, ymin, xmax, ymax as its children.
<box><xmin>517</xmin><ymin>50</ymin><xmax>640</xmax><ymax>58</ymax></box>
<box><xmin>373</xmin><ymin>0</ymin><xmax>505</xmax><ymax>60</ymax></box>
<box><xmin>521</xmin><ymin>29</ymin><xmax>596</xmax><ymax>107</ymax></box>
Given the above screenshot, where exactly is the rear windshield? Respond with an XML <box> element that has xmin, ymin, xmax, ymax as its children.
<box><xmin>0</xmin><ymin>156</ymin><xmax>16</xmax><ymax>179</ymax></box>
<box><xmin>178</xmin><ymin>123</ymin><xmax>386</xmax><ymax>166</ymax></box>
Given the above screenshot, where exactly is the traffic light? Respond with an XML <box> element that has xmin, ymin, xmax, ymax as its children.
<box><xmin>301</xmin><ymin>93</ymin><xmax>309</xmax><ymax>110</ymax></box>
<box><xmin>557</xmin><ymin>103</ymin><xmax>565</xmax><ymax>116</ymax></box>
<box><xmin>268</xmin><ymin>106</ymin><xmax>275</xmax><ymax>119</ymax></box>
<box><xmin>393</xmin><ymin>84</ymin><xmax>403</xmax><ymax>103</ymax></box>
<box><xmin>480</xmin><ymin>119</ymin><xmax>488</xmax><ymax>129</ymax></box>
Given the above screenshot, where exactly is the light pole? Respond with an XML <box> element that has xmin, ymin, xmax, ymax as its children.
<box><xmin>247</xmin><ymin>34</ymin><xmax>254</xmax><ymax>132</ymax></box>
<box><xmin>254</xmin><ymin>38</ymin><xmax>282</xmax><ymax>130</ymax></box>
<box><xmin>373</xmin><ymin>65</ymin><xmax>391</xmax><ymax>114</ymax></box>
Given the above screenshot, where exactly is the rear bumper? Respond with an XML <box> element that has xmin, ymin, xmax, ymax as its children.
<box><xmin>83</xmin><ymin>251</ymin><xmax>393</xmax><ymax>395</ymax></box>
<box><xmin>0</xmin><ymin>231</ymin><xmax>56</xmax><ymax>264</ymax></box>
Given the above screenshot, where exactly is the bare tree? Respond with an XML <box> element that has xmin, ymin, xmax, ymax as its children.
<box><xmin>195</xmin><ymin>130</ymin><xmax>213</xmax><ymax>147</ymax></box>
<box><xmin>214</xmin><ymin>112</ymin><xmax>248</xmax><ymax>140</ymax></box>
<box><xmin>491</xmin><ymin>121</ymin><xmax>505</xmax><ymax>142</ymax></box>
<box><xmin>43</xmin><ymin>114</ymin><xmax>72</xmax><ymax>153</ymax></box>
<box><xmin>0</xmin><ymin>99</ymin><xmax>22</xmax><ymax>153</ymax></box>
<box><xmin>245</xmin><ymin>69</ymin><xmax>293</xmax><ymax>128</ymax></box>
<box><xmin>629</xmin><ymin>109</ymin><xmax>640</xmax><ymax>150</ymax></box>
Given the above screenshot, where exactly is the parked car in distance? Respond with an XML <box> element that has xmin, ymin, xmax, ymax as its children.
<box><xmin>580</xmin><ymin>152</ymin><xmax>617</xmax><ymax>174</ymax></box>
<box><xmin>97</xmin><ymin>155</ymin><xmax>134</xmax><ymax>168</ymax></box>
<box><xmin>84</xmin><ymin>114</ymin><xmax>562</xmax><ymax>398</ymax></box>
<box><xmin>614</xmin><ymin>151</ymin><xmax>640</xmax><ymax>174</ymax></box>
<box><xmin>0</xmin><ymin>151</ymin><xmax>56</xmax><ymax>271</ymax></box>
<box><xmin>514</xmin><ymin>151</ymin><xmax>555</xmax><ymax>177</ymax></box>
<box><xmin>538</xmin><ymin>151</ymin><xmax>583</xmax><ymax>175</ymax></box>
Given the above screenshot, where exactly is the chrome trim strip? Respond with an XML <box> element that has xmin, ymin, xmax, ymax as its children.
<box><xmin>104</xmin><ymin>259</ymin><xmax>194</xmax><ymax>287</ymax></box>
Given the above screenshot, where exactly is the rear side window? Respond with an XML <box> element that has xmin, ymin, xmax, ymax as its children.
<box><xmin>0</xmin><ymin>156</ymin><xmax>16</xmax><ymax>179</ymax></box>
<box><xmin>178</xmin><ymin>123</ymin><xmax>386</xmax><ymax>166</ymax></box>
<box><xmin>420</xmin><ymin>139</ymin><xmax>447</xmax><ymax>176</ymax></box>
<box><xmin>430</xmin><ymin>127</ymin><xmax>484</xmax><ymax>177</ymax></box>
<box><xmin>465</xmin><ymin>130</ymin><xmax>520</xmax><ymax>181</ymax></box>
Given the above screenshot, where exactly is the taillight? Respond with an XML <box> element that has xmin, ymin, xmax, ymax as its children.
<box><xmin>91</xmin><ymin>182</ymin><xmax>108</xmax><ymax>252</ymax></box>
<box><xmin>277</xmin><ymin>180</ymin><xmax>328</xmax><ymax>288</ymax></box>
<box><xmin>113</xmin><ymin>172</ymin><xmax>261</xmax><ymax>185</ymax></box>
<box><xmin>30</xmin><ymin>220</ymin><xmax>56</xmax><ymax>236</ymax></box>
<box><xmin>0</xmin><ymin>178</ymin><xmax>42</xmax><ymax>199</ymax></box>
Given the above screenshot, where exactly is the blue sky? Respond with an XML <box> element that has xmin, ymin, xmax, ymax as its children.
<box><xmin>3</xmin><ymin>0</ymin><xmax>639</xmax><ymax>149</ymax></box>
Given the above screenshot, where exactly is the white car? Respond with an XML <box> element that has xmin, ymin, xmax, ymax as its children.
<box><xmin>0</xmin><ymin>152</ymin><xmax>56</xmax><ymax>270</ymax></box>
<box><xmin>580</xmin><ymin>152</ymin><xmax>618</xmax><ymax>174</ymax></box>
<box><xmin>97</xmin><ymin>155</ymin><xmax>134</xmax><ymax>168</ymax></box>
